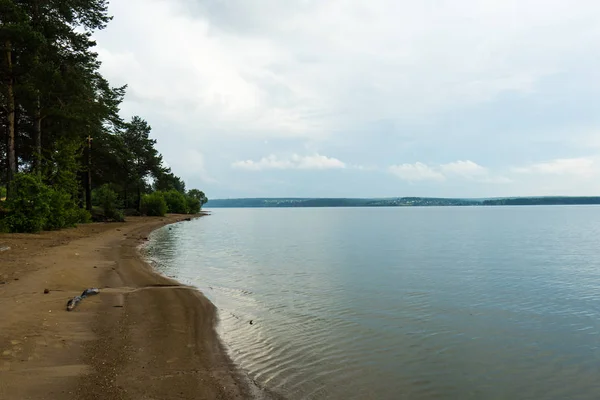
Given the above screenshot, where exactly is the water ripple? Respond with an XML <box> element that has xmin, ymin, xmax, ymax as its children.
<box><xmin>145</xmin><ymin>207</ymin><xmax>600</xmax><ymax>399</ymax></box>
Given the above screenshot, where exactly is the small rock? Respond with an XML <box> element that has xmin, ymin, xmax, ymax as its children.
<box><xmin>93</xmin><ymin>266</ymin><xmax>97</xmax><ymax>269</ymax></box>
<box><xmin>14</xmin><ymin>278</ymin><xmax>19</xmax><ymax>281</ymax></box>
<box><xmin>116</xmin><ymin>229</ymin><xmax>121</xmax><ymax>231</ymax></box>
<box><xmin>44</xmin><ymin>289</ymin><xmax>50</xmax><ymax>294</ymax></box>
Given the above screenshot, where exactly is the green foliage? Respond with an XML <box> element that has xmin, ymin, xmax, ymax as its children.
<box><xmin>0</xmin><ymin>2</ymin><xmax>206</xmax><ymax>233</ymax></box>
<box><xmin>187</xmin><ymin>189</ymin><xmax>208</xmax><ymax>207</ymax></box>
<box><xmin>44</xmin><ymin>189</ymin><xmax>74</xmax><ymax>230</ymax></box>
<box><xmin>1</xmin><ymin>174</ymin><xmax>91</xmax><ymax>232</ymax></box>
<box><xmin>112</xmin><ymin>209</ymin><xmax>125</xmax><ymax>223</ymax></box>
<box><xmin>185</xmin><ymin>195</ymin><xmax>201</xmax><ymax>214</ymax></box>
<box><xmin>154</xmin><ymin>170</ymin><xmax>186</xmax><ymax>193</ymax></box>
<box><xmin>141</xmin><ymin>192</ymin><xmax>168</xmax><ymax>217</ymax></box>
<box><xmin>4</xmin><ymin>174</ymin><xmax>51</xmax><ymax>233</ymax></box>
<box><xmin>94</xmin><ymin>184</ymin><xmax>124</xmax><ymax>222</ymax></box>
<box><xmin>71</xmin><ymin>207</ymin><xmax>92</xmax><ymax>224</ymax></box>
<box><xmin>44</xmin><ymin>190</ymin><xmax>91</xmax><ymax>230</ymax></box>
<box><xmin>162</xmin><ymin>190</ymin><xmax>188</xmax><ymax>214</ymax></box>
<box><xmin>0</xmin><ymin>219</ymin><xmax>8</xmax><ymax>234</ymax></box>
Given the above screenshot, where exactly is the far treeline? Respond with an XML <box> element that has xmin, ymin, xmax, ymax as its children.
<box><xmin>206</xmin><ymin>197</ymin><xmax>600</xmax><ymax>208</ymax></box>
<box><xmin>0</xmin><ymin>0</ymin><xmax>207</xmax><ymax>233</ymax></box>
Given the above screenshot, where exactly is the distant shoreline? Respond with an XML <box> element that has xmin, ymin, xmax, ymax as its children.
<box><xmin>206</xmin><ymin>197</ymin><xmax>600</xmax><ymax>208</ymax></box>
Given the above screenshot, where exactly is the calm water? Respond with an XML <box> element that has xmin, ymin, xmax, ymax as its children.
<box><xmin>144</xmin><ymin>207</ymin><xmax>600</xmax><ymax>399</ymax></box>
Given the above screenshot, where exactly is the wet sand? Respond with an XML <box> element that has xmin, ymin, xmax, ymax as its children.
<box><xmin>0</xmin><ymin>215</ymin><xmax>252</xmax><ymax>399</ymax></box>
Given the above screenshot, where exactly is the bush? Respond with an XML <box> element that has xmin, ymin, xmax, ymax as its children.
<box><xmin>162</xmin><ymin>190</ymin><xmax>188</xmax><ymax>214</ymax></box>
<box><xmin>185</xmin><ymin>195</ymin><xmax>201</xmax><ymax>214</ymax></box>
<box><xmin>45</xmin><ymin>189</ymin><xmax>74</xmax><ymax>230</ymax></box>
<box><xmin>112</xmin><ymin>209</ymin><xmax>125</xmax><ymax>222</ymax></box>
<box><xmin>94</xmin><ymin>184</ymin><xmax>124</xmax><ymax>222</ymax></box>
<box><xmin>1</xmin><ymin>174</ymin><xmax>91</xmax><ymax>233</ymax></box>
<box><xmin>68</xmin><ymin>207</ymin><xmax>92</xmax><ymax>225</ymax></box>
<box><xmin>141</xmin><ymin>192</ymin><xmax>167</xmax><ymax>216</ymax></box>
<box><xmin>5</xmin><ymin>174</ymin><xmax>52</xmax><ymax>233</ymax></box>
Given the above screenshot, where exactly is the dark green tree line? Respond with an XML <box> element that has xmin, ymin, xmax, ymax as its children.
<box><xmin>0</xmin><ymin>0</ymin><xmax>206</xmax><ymax>232</ymax></box>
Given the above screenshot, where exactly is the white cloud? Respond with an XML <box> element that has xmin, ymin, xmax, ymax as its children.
<box><xmin>389</xmin><ymin>162</ymin><xmax>445</xmax><ymax>182</ymax></box>
<box><xmin>390</xmin><ymin>160</ymin><xmax>511</xmax><ymax>184</ymax></box>
<box><xmin>512</xmin><ymin>157</ymin><xmax>598</xmax><ymax>178</ymax></box>
<box><xmin>91</xmin><ymin>0</ymin><xmax>600</xmax><ymax>197</ymax></box>
<box><xmin>440</xmin><ymin>160</ymin><xmax>488</xmax><ymax>178</ymax></box>
<box><xmin>96</xmin><ymin>0</ymin><xmax>600</xmax><ymax>142</ymax></box>
<box><xmin>232</xmin><ymin>154</ymin><xmax>346</xmax><ymax>171</ymax></box>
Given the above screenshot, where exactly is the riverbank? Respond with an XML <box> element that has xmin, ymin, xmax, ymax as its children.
<box><xmin>0</xmin><ymin>215</ymin><xmax>251</xmax><ymax>399</ymax></box>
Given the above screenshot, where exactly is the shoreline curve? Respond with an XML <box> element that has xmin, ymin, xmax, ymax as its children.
<box><xmin>0</xmin><ymin>214</ymin><xmax>269</xmax><ymax>399</ymax></box>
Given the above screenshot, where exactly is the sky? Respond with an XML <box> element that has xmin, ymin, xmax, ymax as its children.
<box><xmin>94</xmin><ymin>0</ymin><xmax>600</xmax><ymax>199</ymax></box>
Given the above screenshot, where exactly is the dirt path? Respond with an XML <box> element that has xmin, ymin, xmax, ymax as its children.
<box><xmin>0</xmin><ymin>215</ymin><xmax>251</xmax><ymax>399</ymax></box>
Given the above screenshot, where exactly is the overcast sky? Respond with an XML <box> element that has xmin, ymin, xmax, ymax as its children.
<box><xmin>95</xmin><ymin>0</ymin><xmax>600</xmax><ymax>199</ymax></box>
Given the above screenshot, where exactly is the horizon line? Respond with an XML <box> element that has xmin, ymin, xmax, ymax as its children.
<box><xmin>207</xmin><ymin>195</ymin><xmax>600</xmax><ymax>201</ymax></box>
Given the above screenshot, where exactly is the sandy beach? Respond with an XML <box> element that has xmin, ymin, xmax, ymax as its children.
<box><xmin>0</xmin><ymin>215</ymin><xmax>252</xmax><ymax>399</ymax></box>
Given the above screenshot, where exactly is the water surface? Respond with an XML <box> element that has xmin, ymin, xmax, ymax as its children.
<box><xmin>145</xmin><ymin>207</ymin><xmax>600</xmax><ymax>399</ymax></box>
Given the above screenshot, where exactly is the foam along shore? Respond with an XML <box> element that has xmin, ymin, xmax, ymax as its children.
<box><xmin>0</xmin><ymin>214</ymin><xmax>252</xmax><ymax>399</ymax></box>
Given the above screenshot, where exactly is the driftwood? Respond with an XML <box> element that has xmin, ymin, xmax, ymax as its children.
<box><xmin>66</xmin><ymin>288</ymin><xmax>100</xmax><ymax>311</ymax></box>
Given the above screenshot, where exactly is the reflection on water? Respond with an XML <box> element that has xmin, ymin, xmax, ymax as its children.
<box><xmin>144</xmin><ymin>207</ymin><xmax>600</xmax><ymax>399</ymax></box>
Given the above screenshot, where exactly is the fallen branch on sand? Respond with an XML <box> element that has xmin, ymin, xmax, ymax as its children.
<box><xmin>66</xmin><ymin>288</ymin><xmax>100</xmax><ymax>311</ymax></box>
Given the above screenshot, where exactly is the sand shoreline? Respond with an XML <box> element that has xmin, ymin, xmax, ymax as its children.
<box><xmin>0</xmin><ymin>215</ymin><xmax>255</xmax><ymax>399</ymax></box>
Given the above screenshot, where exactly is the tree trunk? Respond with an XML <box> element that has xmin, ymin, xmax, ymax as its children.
<box><xmin>85</xmin><ymin>136</ymin><xmax>92</xmax><ymax>211</ymax></box>
<box><xmin>34</xmin><ymin>95</ymin><xmax>42</xmax><ymax>175</ymax></box>
<box><xmin>5</xmin><ymin>40</ymin><xmax>16</xmax><ymax>197</ymax></box>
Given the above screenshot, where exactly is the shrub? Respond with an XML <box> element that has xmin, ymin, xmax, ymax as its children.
<box><xmin>5</xmin><ymin>174</ymin><xmax>51</xmax><ymax>233</ymax></box>
<box><xmin>44</xmin><ymin>189</ymin><xmax>74</xmax><ymax>230</ymax></box>
<box><xmin>162</xmin><ymin>190</ymin><xmax>188</xmax><ymax>214</ymax></box>
<box><xmin>141</xmin><ymin>192</ymin><xmax>167</xmax><ymax>216</ymax></box>
<box><xmin>112</xmin><ymin>209</ymin><xmax>125</xmax><ymax>223</ymax></box>
<box><xmin>68</xmin><ymin>207</ymin><xmax>92</xmax><ymax>225</ymax></box>
<box><xmin>2</xmin><ymin>174</ymin><xmax>91</xmax><ymax>232</ymax></box>
<box><xmin>185</xmin><ymin>195</ymin><xmax>201</xmax><ymax>214</ymax></box>
<box><xmin>94</xmin><ymin>184</ymin><xmax>124</xmax><ymax>222</ymax></box>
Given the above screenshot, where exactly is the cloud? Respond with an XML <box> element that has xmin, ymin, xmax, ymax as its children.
<box><xmin>512</xmin><ymin>157</ymin><xmax>597</xmax><ymax>178</ymax></box>
<box><xmin>91</xmin><ymin>0</ymin><xmax>600</xmax><ymax>197</ymax></box>
<box><xmin>96</xmin><ymin>0</ymin><xmax>600</xmax><ymax>142</ymax></box>
<box><xmin>390</xmin><ymin>160</ymin><xmax>511</xmax><ymax>184</ymax></box>
<box><xmin>440</xmin><ymin>160</ymin><xmax>488</xmax><ymax>178</ymax></box>
<box><xmin>389</xmin><ymin>162</ymin><xmax>445</xmax><ymax>182</ymax></box>
<box><xmin>232</xmin><ymin>154</ymin><xmax>346</xmax><ymax>171</ymax></box>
